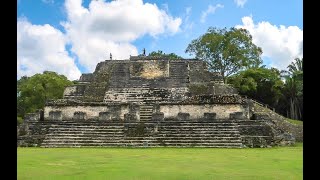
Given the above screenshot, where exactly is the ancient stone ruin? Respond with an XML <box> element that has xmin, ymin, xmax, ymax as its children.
<box><xmin>17</xmin><ymin>55</ymin><xmax>303</xmax><ymax>148</ymax></box>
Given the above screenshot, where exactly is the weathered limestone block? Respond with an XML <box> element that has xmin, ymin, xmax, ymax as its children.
<box><xmin>24</xmin><ymin>110</ymin><xmax>43</xmax><ymax>121</ymax></box>
<box><xmin>153</xmin><ymin>103</ymin><xmax>161</xmax><ymax>113</ymax></box>
<box><xmin>152</xmin><ymin>112</ymin><xmax>164</xmax><ymax>121</ymax></box>
<box><xmin>252</xmin><ymin>113</ymin><xmax>272</xmax><ymax>120</ymax></box>
<box><xmin>214</xmin><ymin>84</ymin><xmax>238</xmax><ymax>95</ymax></box>
<box><xmin>129</xmin><ymin>103</ymin><xmax>140</xmax><ymax>113</ymax></box>
<box><xmin>73</xmin><ymin>111</ymin><xmax>87</xmax><ymax>120</ymax></box>
<box><xmin>274</xmin><ymin>132</ymin><xmax>296</xmax><ymax>146</ymax></box>
<box><xmin>109</xmin><ymin>105</ymin><xmax>121</xmax><ymax>120</ymax></box>
<box><xmin>203</xmin><ymin>113</ymin><xmax>216</xmax><ymax>120</ymax></box>
<box><xmin>79</xmin><ymin>73</ymin><xmax>94</xmax><ymax>82</ymax></box>
<box><xmin>48</xmin><ymin>111</ymin><xmax>62</xmax><ymax>121</ymax></box>
<box><xmin>99</xmin><ymin>112</ymin><xmax>111</xmax><ymax>121</ymax></box>
<box><xmin>124</xmin><ymin>113</ymin><xmax>138</xmax><ymax>121</ymax></box>
<box><xmin>229</xmin><ymin>112</ymin><xmax>244</xmax><ymax>119</ymax></box>
<box><xmin>241</xmin><ymin>137</ymin><xmax>272</xmax><ymax>148</ymax></box>
<box><xmin>177</xmin><ymin>113</ymin><xmax>190</xmax><ymax>120</ymax></box>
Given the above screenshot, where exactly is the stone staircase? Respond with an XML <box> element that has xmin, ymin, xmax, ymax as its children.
<box><xmin>236</xmin><ymin>120</ymin><xmax>274</xmax><ymax>147</ymax></box>
<box><xmin>41</xmin><ymin>121</ymin><xmax>125</xmax><ymax>147</ymax></box>
<box><xmin>169</xmin><ymin>61</ymin><xmax>189</xmax><ymax>86</ymax></box>
<box><xmin>154</xmin><ymin>120</ymin><xmax>242</xmax><ymax>147</ymax></box>
<box><xmin>139</xmin><ymin>104</ymin><xmax>153</xmax><ymax>121</ymax></box>
<box><xmin>251</xmin><ymin>102</ymin><xmax>303</xmax><ymax>142</ymax></box>
<box><xmin>39</xmin><ymin>120</ymin><xmax>243</xmax><ymax>148</ymax></box>
<box><xmin>104</xmin><ymin>84</ymin><xmax>154</xmax><ymax>103</ymax></box>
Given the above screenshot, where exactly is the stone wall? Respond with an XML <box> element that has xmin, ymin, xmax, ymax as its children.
<box><xmin>89</xmin><ymin>59</ymin><xmax>222</xmax><ymax>90</ymax></box>
<box><xmin>130</xmin><ymin>60</ymin><xmax>169</xmax><ymax>79</ymax></box>
<box><xmin>251</xmin><ymin>102</ymin><xmax>303</xmax><ymax>142</ymax></box>
<box><xmin>17</xmin><ymin>121</ymin><xmax>52</xmax><ymax>147</ymax></box>
<box><xmin>82</xmin><ymin>63</ymin><xmax>114</xmax><ymax>102</ymax></box>
<box><xmin>44</xmin><ymin>105</ymin><xmax>129</xmax><ymax>121</ymax></box>
<box><xmin>159</xmin><ymin>104</ymin><xmax>246</xmax><ymax>119</ymax></box>
<box><xmin>44</xmin><ymin>102</ymin><xmax>248</xmax><ymax>121</ymax></box>
<box><xmin>79</xmin><ymin>73</ymin><xmax>94</xmax><ymax>82</ymax></box>
<box><xmin>63</xmin><ymin>84</ymin><xmax>86</xmax><ymax>99</ymax></box>
<box><xmin>61</xmin><ymin>58</ymin><xmax>236</xmax><ymax>103</ymax></box>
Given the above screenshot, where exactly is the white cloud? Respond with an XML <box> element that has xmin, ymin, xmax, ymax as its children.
<box><xmin>62</xmin><ymin>0</ymin><xmax>182</xmax><ymax>72</ymax></box>
<box><xmin>17</xmin><ymin>19</ymin><xmax>81</xmax><ymax>80</ymax></box>
<box><xmin>234</xmin><ymin>0</ymin><xmax>247</xmax><ymax>8</ymax></box>
<box><xmin>182</xmin><ymin>7</ymin><xmax>194</xmax><ymax>37</ymax></box>
<box><xmin>236</xmin><ymin>16</ymin><xmax>303</xmax><ymax>70</ymax></box>
<box><xmin>200</xmin><ymin>4</ymin><xmax>224</xmax><ymax>23</ymax></box>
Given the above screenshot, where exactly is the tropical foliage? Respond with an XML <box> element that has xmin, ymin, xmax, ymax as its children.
<box><xmin>17</xmin><ymin>71</ymin><xmax>73</xmax><ymax>119</ymax></box>
<box><xmin>186</xmin><ymin>27</ymin><xmax>263</xmax><ymax>83</ymax></box>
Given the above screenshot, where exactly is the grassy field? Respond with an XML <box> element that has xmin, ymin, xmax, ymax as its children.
<box><xmin>285</xmin><ymin>118</ymin><xmax>303</xmax><ymax>125</ymax></box>
<box><xmin>18</xmin><ymin>143</ymin><xmax>303</xmax><ymax>180</ymax></box>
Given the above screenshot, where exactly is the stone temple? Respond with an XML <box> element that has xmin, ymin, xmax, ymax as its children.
<box><xmin>17</xmin><ymin>55</ymin><xmax>303</xmax><ymax>148</ymax></box>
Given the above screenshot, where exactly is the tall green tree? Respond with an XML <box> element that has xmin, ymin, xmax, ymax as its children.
<box><xmin>281</xmin><ymin>58</ymin><xmax>303</xmax><ymax>120</ymax></box>
<box><xmin>185</xmin><ymin>27</ymin><xmax>263</xmax><ymax>83</ymax></box>
<box><xmin>228</xmin><ymin>67</ymin><xmax>284</xmax><ymax>108</ymax></box>
<box><xmin>148</xmin><ymin>50</ymin><xmax>183</xmax><ymax>59</ymax></box>
<box><xmin>17</xmin><ymin>71</ymin><xmax>73</xmax><ymax>118</ymax></box>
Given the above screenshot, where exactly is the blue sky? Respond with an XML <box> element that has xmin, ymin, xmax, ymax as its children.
<box><xmin>17</xmin><ymin>0</ymin><xmax>303</xmax><ymax>80</ymax></box>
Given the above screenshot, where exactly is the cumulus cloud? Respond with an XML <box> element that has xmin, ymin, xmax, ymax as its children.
<box><xmin>182</xmin><ymin>7</ymin><xmax>193</xmax><ymax>35</ymax></box>
<box><xmin>17</xmin><ymin>19</ymin><xmax>81</xmax><ymax>80</ymax></box>
<box><xmin>236</xmin><ymin>16</ymin><xmax>303</xmax><ymax>70</ymax></box>
<box><xmin>234</xmin><ymin>0</ymin><xmax>247</xmax><ymax>8</ymax></box>
<box><xmin>62</xmin><ymin>0</ymin><xmax>182</xmax><ymax>72</ymax></box>
<box><xmin>200</xmin><ymin>4</ymin><xmax>224</xmax><ymax>23</ymax></box>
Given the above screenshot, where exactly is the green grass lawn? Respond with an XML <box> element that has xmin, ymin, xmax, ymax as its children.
<box><xmin>18</xmin><ymin>144</ymin><xmax>303</xmax><ymax>180</ymax></box>
<box><xmin>285</xmin><ymin>118</ymin><xmax>303</xmax><ymax>125</ymax></box>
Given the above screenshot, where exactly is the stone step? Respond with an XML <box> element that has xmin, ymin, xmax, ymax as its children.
<box><xmin>140</xmin><ymin>109</ymin><xmax>153</xmax><ymax>111</ymax></box>
<box><xmin>159</xmin><ymin>125</ymin><xmax>237</xmax><ymax>128</ymax></box>
<box><xmin>45</xmin><ymin>133</ymin><xmax>124</xmax><ymax>137</ymax></box>
<box><xmin>42</xmin><ymin>139</ymin><xmax>242</xmax><ymax>144</ymax></box>
<box><xmin>159</xmin><ymin>123</ymin><xmax>237</xmax><ymax>126</ymax></box>
<box><xmin>159</xmin><ymin>127</ymin><xmax>238</xmax><ymax>130</ymax></box>
<box><xmin>156</xmin><ymin>133</ymin><xmax>240</xmax><ymax>137</ymax></box>
<box><xmin>159</xmin><ymin>128</ymin><xmax>239</xmax><ymax>132</ymax></box>
<box><xmin>37</xmin><ymin>121</ymin><xmax>123</xmax><ymax>123</ymax></box>
<box><xmin>158</xmin><ymin>130</ymin><xmax>239</xmax><ymax>133</ymax></box>
<box><xmin>46</xmin><ymin>133</ymin><xmax>240</xmax><ymax>138</ymax></box>
<box><xmin>47</xmin><ymin>131</ymin><xmax>124</xmax><ymax>135</ymax></box>
<box><xmin>140</xmin><ymin>116</ymin><xmax>152</xmax><ymax>118</ymax></box>
<box><xmin>49</xmin><ymin>125</ymin><xmax>124</xmax><ymax>129</ymax></box>
<box><xmin>159</xmin><ymin>128</ymin><xmax>238</xmax><ymax>131</ymax></box>
<box><xmin>41</xmin><ymin>143</ymin><xmax>242</xmax><ymax>148</ymax></box>
<box><xmin>159</xmin><ymin>132</ymin><xmax>240</xmax><ymax>135</ymax></box>
<box><xmin>140</xmin><ymin>112</ymin><xmax>153</xmax><ymax>114</ymax></box>
<box><xmin>169</xmin><ymin>74</ymin><xmax>188</xmax><ymax>76</ymax></box>
<box><xmin>48</xmin><ymin>128</ymin><xmax>123</xmax><ymax>131</ymax></box>
<box><xmin>44</xmin><ymin>135</ymin><xmax>124</xmax><ymax>139</ymax></box>
<box><xmin>124</xmin><ymin>136</ymin><xmax>241</xmax><ymax>140</ymax></box>
<box><xmin>40</xmin><ymin>119</ymin><xmax>244</xmax><ymax>148</ymax></box>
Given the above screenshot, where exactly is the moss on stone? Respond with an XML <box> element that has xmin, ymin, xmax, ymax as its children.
<box><xmin>188</xmin><ymin>84</ymin><xmax>209</xmax><ymax>95</ymax></box>
<box><xmin>126</xmin><ymin>123</ymin><xmax>147</xmax><ymax>137</ymax></box>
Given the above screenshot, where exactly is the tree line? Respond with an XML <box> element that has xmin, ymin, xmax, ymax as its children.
<box><xmin>186</xmin><ymin>27</ymin><xmax>303</xmax><ymax>121</ymax></box>
<box><xmin>17</xmin><ymin>27</ymin><xmax>303</xmax><ymax>124</ymax></box>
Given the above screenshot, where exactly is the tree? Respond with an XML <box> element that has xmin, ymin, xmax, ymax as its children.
<box><xmin>228</xmin><ymin>67</ymin><xmax>284</xmax><ymax>108</ymax></box>
<box><xmin>17</xmin><ymin>71</ymin><xmax>73</xmax><ymax>118</ymax></box>
<box><xmin>281</xmin><ymin>58</ymin><xmax>303</xmax><ymax>120</ymax></box>
<box><xmin>185</xmin><ymin>27</ymin><xmax>263</xmax><ymax>83</ymax></box>
<box><xmin>148</xmin><ymin>50</ymin><xmax>183</xmax><ymax>59</ymax></box>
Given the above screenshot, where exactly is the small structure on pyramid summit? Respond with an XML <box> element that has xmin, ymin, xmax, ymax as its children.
<box><xmin>17</xmin><ymin>51</ymin><xmax>302</xmax><ymax>148</ymax></box>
